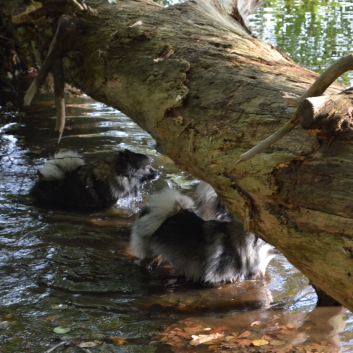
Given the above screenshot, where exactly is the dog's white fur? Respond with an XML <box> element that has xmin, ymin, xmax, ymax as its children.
<box><xmin>130</xmin><ymin>188</ymin><xmax>194</xmax><ymax>260</ymax></box>
<box><xmin>39</xmin><ymin>150</ymin><xmax>85</xmax><ymax>180</ymax></box>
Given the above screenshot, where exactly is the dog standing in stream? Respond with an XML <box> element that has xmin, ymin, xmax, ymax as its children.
<box><xmin>30</xmin><ymin>149</ymin><xmax>160</xmax><ymax>209</ymax></box>
<box><xmin>130</xmin><ymin>182</ymin><xmax>277</xmax><ymax>284</ymax></box>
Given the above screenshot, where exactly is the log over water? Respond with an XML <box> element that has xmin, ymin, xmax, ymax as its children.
<box><xmin>2</xmin><ymin>0</ymin><xmax>353</xmax><ymax>309</ymax></box>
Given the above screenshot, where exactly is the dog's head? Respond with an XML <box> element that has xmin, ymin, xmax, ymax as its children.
<box><xmin>112</xmin><ymin>149</ymin><xmax>160</xmax><ymax>182</ymax></box>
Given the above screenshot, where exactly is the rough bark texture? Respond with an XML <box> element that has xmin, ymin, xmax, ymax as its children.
<box><xmin>2</xmin><ymin>0</ymin><xmax>353</xmax><ymax>309</ymax></box>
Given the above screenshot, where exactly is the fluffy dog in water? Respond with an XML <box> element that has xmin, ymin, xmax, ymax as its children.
<box><xmin>30</xmin><ymin>149</ymin><xmax>160</xmax><ymax>209</ymax></box>
<box><xmin>130</xmin><ymin>183</ymin><xmax>277</xmax><ymax>284</ymax></box>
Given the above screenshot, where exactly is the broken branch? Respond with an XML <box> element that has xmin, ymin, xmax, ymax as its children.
<box><xmin>236</xmin><ymin>54</ymin><xmax>353</xmax><ymax>164</ymax></box>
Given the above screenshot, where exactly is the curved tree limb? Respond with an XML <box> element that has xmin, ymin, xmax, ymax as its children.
<box><xmin>236</xmin><ymin>54</ymin><xmax>353</xmax><ymax>164</ymax></box>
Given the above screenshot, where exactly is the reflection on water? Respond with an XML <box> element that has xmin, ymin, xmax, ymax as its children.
<box><xmin>248</xmin><ymin>0</ymin><xmax>353</xmax><ymax>87</ymax></box>
<box><xmin>0</xmin><ymin>100</ymin><xmax>352</xmax><ymax>352</ymax></box>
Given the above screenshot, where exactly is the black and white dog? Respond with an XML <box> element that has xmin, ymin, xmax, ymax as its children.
<box><xmin>30</xmin><ymin>149</ymin><xmax>160</xmax><ymax>209</ymax></box>
<box><xmin>130</xmin><ymin>182</ymin><xmax>277</xmax><ymax>284</ymax></box>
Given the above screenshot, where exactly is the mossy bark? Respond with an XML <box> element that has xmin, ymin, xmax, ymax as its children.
<box><xmin>2</xmin><ymin>0</ymin><xmax>353</xmax><ymax>309</ymax></box>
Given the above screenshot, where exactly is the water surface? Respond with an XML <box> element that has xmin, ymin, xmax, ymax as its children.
<box><xmin>248</xmin><ymin>0</ymin><xmax>353</xmax><ymax>87</ymax></box>
<box><xmin>2</xmin><ymin>1</ymin><xmax>353</xmax><ymax>352</ymax></box>
<box><xmin>1</xmin><ymin>100</ymin><xmax>352</xmax><ymax>352</ymax></box>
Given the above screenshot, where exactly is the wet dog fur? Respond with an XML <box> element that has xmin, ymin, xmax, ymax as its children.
<box><xmin>30</xmin><ymin>149</ymin><xmax>160</xmax><ymax>209</ymax></box>
<box><xmin>130</xmin><ymin>183</ymin><xmax>277</xmax><ymax>284</ymax></box>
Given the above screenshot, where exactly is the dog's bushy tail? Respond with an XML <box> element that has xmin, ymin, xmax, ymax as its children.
<box><xmin>40</xmin><ymin>150</ymin><xmax>85</xmax><ymax>181</ymax></box>
<box><xmin>196</xmin><ymin>181</ymin><xmax>235</xmax><ymax>222</ymax></box>
<box><xmin>130</xmin><ymin>188</ymin><xmax>194</xmax><ymax>260</ymax></box>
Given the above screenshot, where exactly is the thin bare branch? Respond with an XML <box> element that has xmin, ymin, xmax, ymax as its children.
<box><xmin>236</xmin><ymin>54</ymin><xmax>353</xmax><ymax>164</ymax></box>
<box><xmin>52</xmin><ymin>55</ymin><xmax>65</xmax><ymax>143</ymax></box>
<box><xmin>235</xmin><ymin>114</ymin><xmax>299</xmax><ymax>164</ymax></box>
<box><xmin>44</xmin><ymin>340</ymin><xmax>70</xmax><ymax>353</ymax></box>
<box><xmin>23</xmin><ymin>15</ymin><xmax>65</xmax><ymax>106</ymax></box>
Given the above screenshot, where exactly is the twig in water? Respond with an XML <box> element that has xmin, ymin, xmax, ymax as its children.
<box><xmin>44</xmin><ymin>340</ymin><xmax>70</xmax><ymax>353</ymax></box>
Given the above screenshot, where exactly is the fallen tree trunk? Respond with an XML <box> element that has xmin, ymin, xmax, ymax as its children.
<box><xmin>2</xmin><ymin>0</ymin><xmax>353</xmax><ymax>309</ymax></box>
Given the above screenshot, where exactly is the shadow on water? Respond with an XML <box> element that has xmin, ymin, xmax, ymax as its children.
<box><xmin>0</xmin><ymin>98</ymin><xmax>352</xmax><ymax>352</ymax></box>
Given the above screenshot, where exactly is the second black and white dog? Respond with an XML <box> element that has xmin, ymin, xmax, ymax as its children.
<box><xmin>30</xmin><ymin>149</ymin><xmax>160</xmax><ymax>209</ymax></box>
<box><xmin>130</xmin><ymin>182</ymin><xmax>277</xmax><ymax>284</ymax></box>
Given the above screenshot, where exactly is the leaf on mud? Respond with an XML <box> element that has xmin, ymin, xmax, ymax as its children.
<box><xmin>129</xmin><ymin>20</ymin><xmax>143</xmax><ymax>27</ymax></box>
<box><xmin>79</xmin><ymin>342</ymin><xmax>97</xmax><ymax>348</ymax></box>
<box><xmin>235</xmin><ymin>339</ymin><xmax>253</xmax><ymax>347</ymax></box>
<box><xmin>210</xmin><ymin>325</ymin><xmax>229</xmax><ymax>334</ymax></box>
<box><xmin>110</xmin><ymin>336</ymin><xmax>128</xmax><ymax>346</ymax></box>
<box><xmin>237</xmin><ymin>330</ymin><xmax>251</xmax><ymax>338</ymax></box>
<box><xmin>208</xmin><ymin>344</ymin><xmax>220</xmax><ymax>350</ymax></box>
<box><xmin>250</xmin><ymin>321</ymin><xmax>261</xmax><ymax>326</ymax></box>
<box><xmin>53</xmin><ymin>326</ymin><xmax>71</xmax><ymax>334</ymax></box>
<box><xmin>190</xmin><ymin>333</ymin><xmax>223</xmax><ymax>345</ymax></box>
<box><xmin>270</xmin><ymin>339</ymin><xmax>286</xmax><ymax>346</ymax></box>
<box><xmin>252</xmin><ymin>339</ymin><xmax>269</xmax><ymax>346</ymax></box>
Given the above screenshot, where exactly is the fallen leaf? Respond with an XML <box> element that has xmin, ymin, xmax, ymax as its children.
<box><xmin>163</xmin><ymin>49</ymin><xmax>175</xmax><ymax>59</ymax></box>
<box><xmin>207</xmin><ymin>344</ymin><xmax>219</xmax><ymax>350</ymax></box>
<box><xmin>130</xmin><ymin>20</ymin><xmax>143</xmax><ymax>27</ymax></box>
<box><xmin>110</xmin><ymin>336</ymin><xmax>127</xmax><ymax>346</ymax></box>
<box><xmin>250</xmin><ymin>321</ymin><xmax>261</xmax><ymax>326</ymax></box>
<box><xmin>237</xmin><ymin>330</ymin><xmax>251</xmax><ymax>338</ymax></box>
<box><xmin>210</xmin><ymin>325</ymin><xmax>229</xmax><ymax>334</ymax></box>
<box><xmin>190</xmin><ymin>333</ymin><xmax>223</xmax><ymax>345</ymax></box>
<box><xmin>221</xmin><ymin>342</ymin><xmax>235</xmax><ymax>349</ymax></box>
<box><xmin>235</xmin><ymin>338</ymin><xmax>253</xmax><ymax>347</ymax></box>
<box><xmin>79</xmin><ymin>342</ymin><xmax>96</xmax><ymax>348</ymax></box>
<box><xmin>53</xmin><ymin>326</ymin><xmax>70</xmax><ymax>334</ymax></box>
<box><xmin>270</xmin><ymin>339</ymin><xmax>286</xmax><ymax>346</ymax></box>
<box><xmin>252</xmin><ymin>339</ymin><xmax>269</xmax><ymax>346</ymax></box>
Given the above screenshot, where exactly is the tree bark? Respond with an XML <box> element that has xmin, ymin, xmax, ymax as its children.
<box><xmin>2</xmin><ymin>0</ymin><xmax>353</xmax><ymax>310</ymax></box>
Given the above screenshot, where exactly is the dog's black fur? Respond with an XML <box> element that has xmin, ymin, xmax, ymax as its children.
<box><xmin>30</xmin><ymin>149</ymin><xmax>160</xmax><ymax>209</ymax></box>
<box><xmin>130</xmin><ymin>183</ymin><xmax>277</xmax><ymax>284</ymax></box>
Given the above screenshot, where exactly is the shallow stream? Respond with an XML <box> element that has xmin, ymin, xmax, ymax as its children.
<box><xmin>1</xmin><ymin>100</ymin><xmax>353</xmax><ymax>353</ymax></box>
<box><xmin>2</xmin><ymin>0</ymin><xmax>353</xmax><ymax>351</ymax></box>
